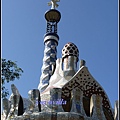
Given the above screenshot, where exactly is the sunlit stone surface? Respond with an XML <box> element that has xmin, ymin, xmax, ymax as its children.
<box><xmin>2</xmin><ymin>0</ymin><xmax>118</xmax><ymax>120</ymax></box>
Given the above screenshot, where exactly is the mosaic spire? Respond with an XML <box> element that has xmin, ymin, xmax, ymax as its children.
<box><xmin>38</xmin><ymin>0</ymin><xmax>61</xmax><ymax>92</ymax></box>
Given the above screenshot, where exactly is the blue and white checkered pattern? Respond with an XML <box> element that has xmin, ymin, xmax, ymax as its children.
<box><xmin>38</xmin><ymin>38</ymin><xmax>58</xmax><ymax>92</ymax></box>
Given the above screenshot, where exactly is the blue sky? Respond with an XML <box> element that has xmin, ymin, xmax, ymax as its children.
<box><xmin>2</xmin><ymin>0</ymin><xmax>118</xmax><ymax>108</ymax></box>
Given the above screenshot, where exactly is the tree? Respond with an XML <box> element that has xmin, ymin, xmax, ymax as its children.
<box><xmin>1</xmin><ymin>58</ymin><xmax>23</xmax><ymax>99</ymax></box>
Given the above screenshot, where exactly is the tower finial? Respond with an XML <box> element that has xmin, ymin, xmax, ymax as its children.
<box><xmin>48</xmin><ymin>0</ymin><xmax>60</xmax><ymax>9</ymax></box>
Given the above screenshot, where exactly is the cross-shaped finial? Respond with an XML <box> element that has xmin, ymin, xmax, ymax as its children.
<box><xmin>48</xmin><ymin>0</ymin><xmax>60</xmax><ymax>9</ymax></box>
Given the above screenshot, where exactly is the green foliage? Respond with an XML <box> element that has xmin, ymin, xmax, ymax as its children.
<box><xmin>1</xmin><ymin>58</ymin><xmax>23</xmax><ymax>99</ymax></box>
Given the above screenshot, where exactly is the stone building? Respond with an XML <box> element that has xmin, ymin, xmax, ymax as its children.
<box><xmin>2</xmin><ymin>0</ymin><xmax>118</xmax><ymax>120</ymax></box>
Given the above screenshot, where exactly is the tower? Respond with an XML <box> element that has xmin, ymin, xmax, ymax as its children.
<box><xmin>62</xmin><ymin>42</ymin><xmax>79</xmax><ymax>80</ymax></box>
<box><xmin>2</xmin><ymin>1</ymin><xmax>118</xmax><ymax>120</ymax></box>
<box><xmin>38</xmin><ymin>0</ymin><xmax>61</xmax><ymax>92</ymax></box>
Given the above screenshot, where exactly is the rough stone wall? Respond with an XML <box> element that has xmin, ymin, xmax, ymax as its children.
<box><xmin>2</xmin><ymin>61</ymin><xmax>117</xmax><ymax>120</ymax></box>
<box><xmin>2</xmin><ymin>87</ymin><xmax>117</xmax><ymax>120</ymax></box>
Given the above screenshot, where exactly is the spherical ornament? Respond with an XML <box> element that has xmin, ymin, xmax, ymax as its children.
<box><xmin>45</xmin><ymin>9</ymin><xmax>61</xmax><ymax>23</ymax></box>
<box><xmin>62</xmin><ymin>42</ymin><xmax>79</xmax><ymax>61</ymax></box>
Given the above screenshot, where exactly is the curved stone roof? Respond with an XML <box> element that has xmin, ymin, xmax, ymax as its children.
<box><xmin>61</xmin><ymin>66</ymin><xmax>114</xmax><ymax>119</ymax></box>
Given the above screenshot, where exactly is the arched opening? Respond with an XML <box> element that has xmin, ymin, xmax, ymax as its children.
<box><xmin>62</xmin><ymin>93</ymin><xmax>72</xmax><ymax>112</ymax></box>
<box><xmin>83</xmin><ymin>96</ymin><xmax>90</xmax><ymax>117</ymax></box>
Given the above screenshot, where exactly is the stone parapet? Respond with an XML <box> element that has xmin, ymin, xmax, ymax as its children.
<box><xmin>9</xmin><ymin>112</ymin><xmax>84</xmax><ymax>120</ymax></box>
